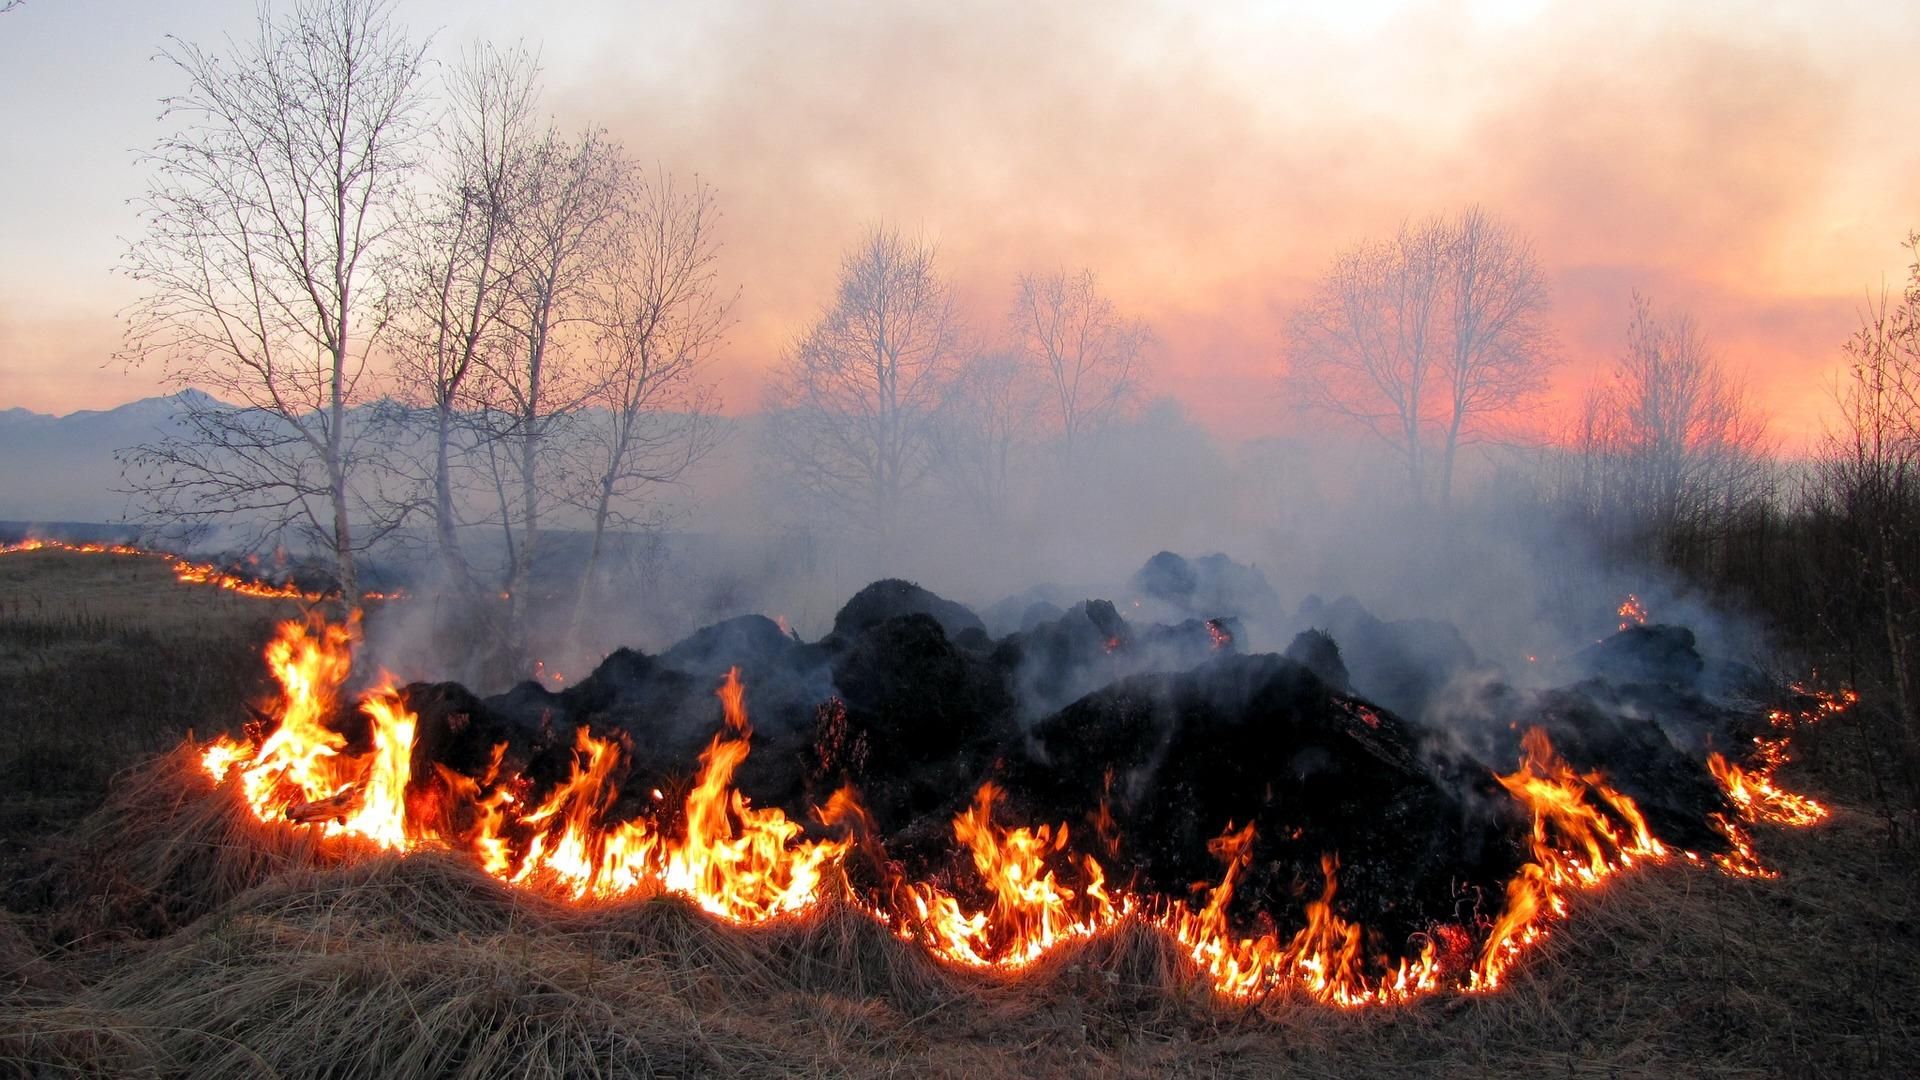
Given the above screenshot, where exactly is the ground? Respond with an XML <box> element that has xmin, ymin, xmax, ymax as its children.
<box><xmin>1</xmin><ymin>551</ymin><xmax>1916</xmax><ymax>1078</ymax></box>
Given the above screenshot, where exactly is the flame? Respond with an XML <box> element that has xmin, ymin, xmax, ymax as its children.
<box><xmin>1696</xmin><ymin>682</ymin><xmax>1846</xmax><ymax>875</ymax></box>
<box><xmin>883</xmin><ymin>797</ymin><xmax>1438</xmax><ymax>1006</ymax></box>
<box><xmin>196</xmin><ymin>616</ymin><xmax>1842</xmax><ymax>1008</ymax></box>
<box><xmin>1</xmin><ymin>537</ymin><xmax>406</xmax><ymax>602</ymax></box>
<box><xmin>202</xmin><ymin>623</ymin><xmax>845</xmax><ymax>924</ymax></box>
<box><xmin>1707</xmin><ymin>752</ymin><xmax>1827</xmax><ymax>827</ymax></box>
<box><xmin>1471</xmin><ymin>727</ymin><xmax>1667</xmax><ymax>990</ymax></box>
<box><xmin>1617</xmin><ymin>594</ymin><xmax>1649</xmax><ymax>631</ymax></box>
<box><xmin>890</xmin><ymin>782</ymin><xmax>1122</xmax><ymax>968</ymax></box>
<box><xmin>1205</xmin><ymin>619</ymin><xmax>1232</xmax><ymax>649</ymax></box>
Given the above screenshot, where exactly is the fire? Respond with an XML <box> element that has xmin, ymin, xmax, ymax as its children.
<box><xmin>1158</xmin><ymin>831</ymin><xmax>1441</xmax><ymax>1006</ymax></box>
<box><xmin>1617</xmin><ymin>594</ymin><xmax>1649</xmax><ymax>630</ymax></box>
<box><xmin>202</xmin><ymin>621</ymin><xmax>847</xmax><ymax>923</ymax></box>
<box><xmin>0</xmin><ymin>537</ymin><xmax>394</xmax><ymax>602</ymax></box>
<box><xmin>1707</xmin><ymin>752</ymin><xmax>1827</xmax><ymax>827</ymax></box>
<box><xmin>1695</xmin><ymin>681</ymin><xmax>1846</xmax><ymax>875</ymax></box>
<box><xmin>891</xmin><ymin>782</ymin><xmax>1122</xmax><ymax>968</ymax></box>
<box><xmin>881</xmin><ymin>795</ymin><xmax>1438</xmax><ymax>1005</ymax></box>
<box><xmin>197</xmin><ymin>615</ymin><xmax>1843</xmax><ymax>1008</ymax></box>
<box><xmin>1471</xmin><ymin>727</ymin><xmax>1667</xmax><ymax>990</ymax></box>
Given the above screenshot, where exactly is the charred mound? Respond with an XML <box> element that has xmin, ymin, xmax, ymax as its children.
<box><xmin>989</xmin><ymin>653</ymin><xmax>1521</xmax><ymax>944</ymax></box>
<box><xmin>1131</xmin><ymin>550</ymin><xmax>1282</xmax><ymax>622</ymax></box>
<box><xmin>327</xmin><ymin>577</ymin><xmax>1771</xmax><ymax>955</ymax></box>
<box><xmin>1292</xmin><ymin>595</ymin><xmax>1480</xmax><ymax>722</ymax></box>
<box><xmin>830</xmin><ymin>578</ymin><xmax>987</xmax><ymax>643</ymax></box>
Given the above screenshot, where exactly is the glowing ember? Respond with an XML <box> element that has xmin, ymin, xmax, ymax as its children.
<box><xmin>532</xmin><ymin>660</ymin><xmax>567</xmax><ymax>687</ymax></box>
<box><xmin>1617</xmin><ymin>594</ymin><xmax>1649</xmax><ymax>631</ymax></box>
<box><xmin>197</xmin><ymin>615</ymin><xmax>1844</xmax><ymax>1008</ymax></box>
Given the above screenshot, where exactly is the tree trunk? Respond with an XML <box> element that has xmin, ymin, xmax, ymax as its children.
<box><xmin>565</xmin><ymin>473</ymin><xmax>615</xmax><ymax>655</ymax></box>
<box><xmin>434</xmin><ymin>401</ymin><xmax>474</xmax><ymax>594</ymax></box>
<box><xmin>1440</xmin><ymin>411</ymin><xmax>1463</xmax><ymax>509</ymax></box>
<box><xmin>329</xmin><ymin>341</ymin><xmax>359</xmax><ymax>610</ymax></box>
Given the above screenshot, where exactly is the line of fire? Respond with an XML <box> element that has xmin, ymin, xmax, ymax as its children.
<box><xmin>101</xmin><ymin>551</ymin><xmax>1833</xmax><ymax>1010</ymax></box>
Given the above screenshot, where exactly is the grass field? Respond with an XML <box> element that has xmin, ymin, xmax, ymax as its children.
<box><xmin>2</xmin><ymin>551</ymin><xmax>1917</xmax><ymax>1078</ymax></box>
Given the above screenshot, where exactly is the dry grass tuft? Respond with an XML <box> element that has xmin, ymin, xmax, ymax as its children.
<box><xmin>30</xmin><ymin>747</ymin><xmax>334</xmax><ymax>943</ymax></box>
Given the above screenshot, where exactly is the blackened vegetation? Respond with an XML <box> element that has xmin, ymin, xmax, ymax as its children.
<box><xmin>362</xmin><ymin>553</ymin><xmax>1784</xmax><ymax>963</ymax></box>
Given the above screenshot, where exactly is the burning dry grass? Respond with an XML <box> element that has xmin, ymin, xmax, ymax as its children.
<box><xmin>3</xmin><ymin>553</ymin><xmax>1919</xmax><ymax>1076</ymax></box>
<box><xmin>1</xmin><ymin>749</ymin><xmax>1915</xmax><ymax>1078</ymax></box>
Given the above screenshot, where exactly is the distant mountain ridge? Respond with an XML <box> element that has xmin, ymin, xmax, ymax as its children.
<box><xmin>0</xmin><ymin>391</ymin><xmax>754</xmax><ymax>532</ymax></box>
<box><xmin>0</xmin><ymin>391</ymin><xmax>220</xmax><ymax>522</ymax></box>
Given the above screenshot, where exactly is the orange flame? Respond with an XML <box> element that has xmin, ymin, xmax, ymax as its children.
<box><xmin>891</xmin><ymin>782</ymin><xmax>1122</xmax><ymax>968</ymax></box>
<box><xmin>1471</xmin><ymin>727</ymin><xmax>1666</xmax><ymax>991</ymax></box>
<box><xmin>1707</xmin><ymin>752</ymin><xmax>1827</xmax><ymax>827</ymax></box>
<box><xmin>203</xmin><ymin>623</ymin><xmax>845</xmax><ymax>924</ymax></box>
<box><xmin>1696</xmin><ymin>682</ymin><xmax>1847</xmax><ymax>876</ymax></box>
<box><xmin>2</xmin><ymin>537</ymin><xmax>406</xmax><ymax>602</ymax></box>
<box><xmin>198</xmin><ymin>616</ymin><xmax>1841</xmax><ymax>1008</ymax></box>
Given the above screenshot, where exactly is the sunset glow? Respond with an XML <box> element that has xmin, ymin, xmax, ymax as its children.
<box><xmin>2</xmin><ymin>0</ymin><xmax>1913</xmax><ymax>449</ymax></box>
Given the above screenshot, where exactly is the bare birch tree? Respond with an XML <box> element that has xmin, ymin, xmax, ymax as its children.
<box><xmin>1436</xmin><ymin>207</ymin><xmax>1554</xmax><ymax>503</ymax></box>
<box><xmin>391</xmin><ymin>44</ymin><xmax>542</xmax><ymax>598</ymax></box>
<box><xmin>121</xmin><ymin>0</ymin><xmax>427</xmax><ymax>605</ymax></box>
<box><xmin>1285</xmin><ymin>219</ymin><xmax>1449</xmax><ymax>503</ymax></box>
<box><xmin>475</xmin><ymin>127</ymin><xmax>628</xmax><ymax>654</ymax></box>
<box><xmin>1011</xmin><ymin>269</ymin><xmax>1149</xmax><ymax>459</ymax></box>
<box><xmin>1285</xmin><ymin>208</ymin><xmax>1553</xmax><ymax>506</ymax></box>
<box><xmin>763</xmin><ymin>226</ymin><xmax>965</xmax><ymax>554</ymax></box>
<box><xmin>1604</xmin><ymin>293</ymin><xmax>1768</xmax><ymax>535</ymax></box>
<box><xmin>1559</xmin><ymin>292</ymin><xmax>1769</xmax><ymax>566</ymax></box>
<box><xmin>562</xmin><ymin>171</ymin><xmax>731</xmax><ymax>642</ymax></box>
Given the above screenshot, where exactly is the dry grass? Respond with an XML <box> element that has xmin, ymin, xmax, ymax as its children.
<box><xmin>2</xmin><ymin>552</ymin><xmax>1918</xmax><ymax>1078</ymax></box>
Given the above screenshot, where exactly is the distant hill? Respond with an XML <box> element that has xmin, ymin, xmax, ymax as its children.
<box><xmin>0</xmin><ymin>391</ymin><xmax>220</xmax><ymax>523</ymax></box>
<box><xmin>0</xmin><ymin>390</ymin><xmax>759</xmax><ymax>535</ymax></box>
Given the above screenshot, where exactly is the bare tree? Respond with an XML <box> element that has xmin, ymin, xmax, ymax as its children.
<box><xmin>1567</xmin><ymin>293</ymin><xmax>1769</xmax><ymax>555</ymax></box>
<box><xmin>763</xmin><ymin>226</ymin><xmax>965</xmax><ymax>555</ymax></box>
<box><xmin>1011</xmin><ymin>269</ymin><xmax>1149</xmax><ymax>459</ymax></box>
<box><xmin>121</xmin><ymin>0</ymin><xmax>428</xmax><ymax>604</ymax></box>
<box><xmin>562</xmin><ymin>171</ymin><xmax>732</xmax><ymax>643</ymax></box>
<box><xmin>935</xmin><ymin>349</ymin><xmax>1039</xmax><ymax>533</ymax></box>
<box><xmin>476</xmin><ymin>127</ymin><xmax>628</xmax><ymax>654</ymax></box>
<box><xmin>1814</xmin><ymin>232</ymin><xmax>1920</xmax><ymax>782</ymax></box>
<box><xmin>391</xmin><ymin>44</ymin><xmax>542</xmax><ymax>598</ymax></box>
<box><xmin>1286</xmin><ymin>218</ymin><xmax>1449</xmax><ymax>503</ymax></box>
<box><xmin>1436</xmin><ymin>207</ymin><xmax>1554</xmax><ymax>503</ymax></box>
<box><xmin>1285</xmin><ymin>208</ymin><xmax>1553</xmax><ymax>506</ymax></box>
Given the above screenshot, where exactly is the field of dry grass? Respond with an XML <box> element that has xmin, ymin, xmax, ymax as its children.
<box><xmin>2</xmin><ymin>551</ymin><xmax>1917</xmax><ymax>1078</ymax></box>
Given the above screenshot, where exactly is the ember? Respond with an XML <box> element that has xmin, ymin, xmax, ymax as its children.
<box><xmin>1617</xmin><ymin>593</ymin><xmax>1650</xmax><ymax>631</ymax></box>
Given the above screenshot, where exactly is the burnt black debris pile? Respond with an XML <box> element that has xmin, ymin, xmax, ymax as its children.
<box><xmin>370</xmin><ymin>556</ymin><xmax>1781</xmax><ymax>955</ymax></box>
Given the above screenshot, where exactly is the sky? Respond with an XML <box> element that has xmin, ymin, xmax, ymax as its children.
<box><xmin>0</xmin><ymin>0</ymin><xmax>1915</xmax><ymax>451</ymax></box>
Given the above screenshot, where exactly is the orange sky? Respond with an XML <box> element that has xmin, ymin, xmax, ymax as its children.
<box><xmin>2</xmin><ymin>0</ymin><xmax>1914</xmax><ymax>452</ymax></box>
